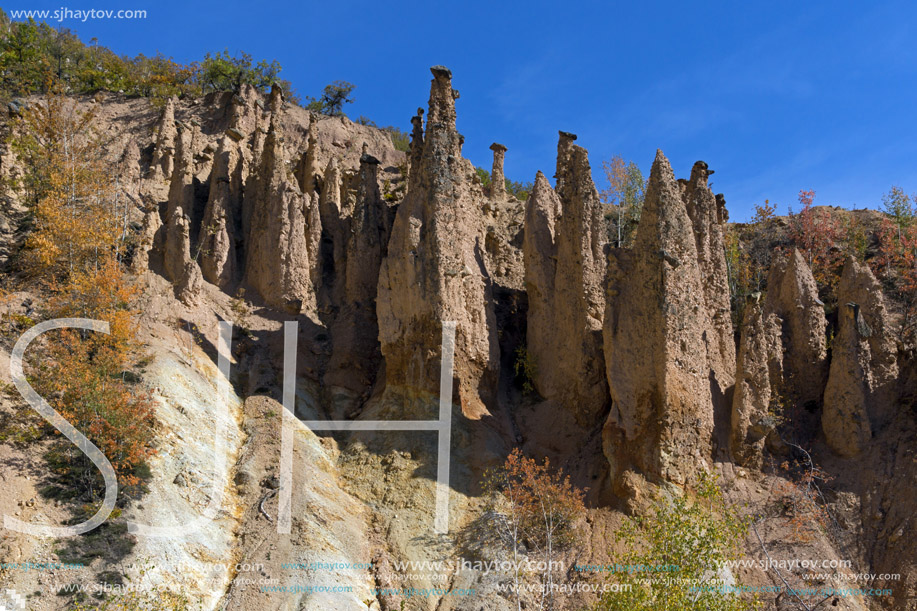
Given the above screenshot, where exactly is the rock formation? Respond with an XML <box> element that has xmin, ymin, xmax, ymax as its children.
<box><xmin>823</xmin><ymin>257</ymin><xmax>899</xmax><ymax>457</ymax></box>
<box><xmin>226</xmin><ymin>83</ymin><xmax>260</xmax><ymax>141</ymax></box>
<box><xmin>731</xmin><ymin>296</ymin><xmax>784</xmax><ymax>468</ymax></box>
<box><xmin>131</xmin><ymin>204</ymin><xmax>161</xmax><ymax>273</ymax></box>
<box><xmin>682</xmin><ymin>162</ymin><xmax>736</xmax><ymax>395</ymax></box>
<box><xmin>376</xmin><ymin>66</ymin><xmax>499</xmax><ymax>414</ymax></box>
<box><xmin>603</xmin><ymin>150</ymin><xmax>728</xmax><ymax>494</ymax></box>
<box><xmin>523</xmin><ymin>132</ymin><xmax>608</xmax><ymax>425</ymax></box>
<box><xmin>244</xmin><ymin>86</ymin><xmax>321</xmax><ymax>314</ymax></box>
<box><xmin>150</xmin><ymin>97</ymin><xmax>176</xmax><ymax>181</ymax></box>
<box><xmin>489</xmin><ymin>143</ymin><xmax>507</xmax><ymax>202</ymax></box>
<box><xmin>764</xmin><ymin>248</ymin><xmax>829</xmax><ymax>408</ymax></box>
<box><xmin>199</xmin><ymin>136</ymin><xmax>242</xmax><ymax>288</ymax></box>
<box><xmin>162</xmin><ymin>124</ymin><xmax>203</xmax><ymax>304</ymax></box>
<box><xmin>407</xmin><ymin>107</ymin><xmax>424</xmax><ymax>182</ymax></box>
<box><xmin>325</xmin><ymin>153</ymin><xmax>393</xmax><ymax>406</ymax></box>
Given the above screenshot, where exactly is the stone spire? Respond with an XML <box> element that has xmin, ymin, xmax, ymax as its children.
<box><xmin>489</xmin><ymin>143</ymin><xmax>507</xmax><ymax>201</ymax></box>
<box><xmin>603</xmin><ymin>150</ymin><xmax>717</xmax><ymax>496</ymax></box>
<box><xmin>407</xmin><ymin>107</ymin><xmax>424</xmax><ymax>183</ymax></box>
<box><xmin>325</xmin><ymin>152</ymin><xmax>393</xmax><ymax>410</ymax></box>
<box><xmin>150</xmin><ymin>96</ymin><xmax>176</xmax><ymax>180</ymax></box>
<box><xmin>683</xmin><ymin>161</ymin><xmax>736</xmax><ymax>396</ymax></box>
<box><xmin>823</xmin><ymin>257</ymin><xmax>899</xmax><ymax>456</ymax></box>
<box><xmin>163</xmin><ymin>124</ymin><xmax>194</xmax><ymax>283</ymax></box>
<box><xmin>764</xmin><ymin>248</ymin><xmax>829</xmax><ymax>408</ymax></box>
<box><xmin>523</xmin><ymin>132</ymin><xmax>608</xmax><ymax>425</ymax></box>
<box><xmin>731</xmin><ymin>296</ymin><xmax>784</xmax><ymax>468</ymax></box>
<box><xmin>199</xmin><ymin>136</ymin><xmax>242</xmax><ymax>288</ymax></box>
<box><xmin>244</xmin><ymin>98</ymin><xmax>321</xmax><ymax>314</ymax></box>
<box><xmin>376</xmin><ymin>66</ymin><xmax>499</xmax><ymax>414</ymax></box>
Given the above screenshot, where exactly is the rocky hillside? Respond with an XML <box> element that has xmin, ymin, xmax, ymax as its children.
<box><xmin>0</xmin><ymin>65</ymin><xmax>915</xmax><ymax>611</ymax></box>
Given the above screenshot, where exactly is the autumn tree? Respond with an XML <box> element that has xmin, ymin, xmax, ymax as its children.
<box><xmin>787</xmin><ymin>189</ymin><xmax>843</xmax><ymax>295</ymax></box>
<box><xmin>12</xmin><ymin>88</ymin><xmax>129</xmax><ymax>282</ymax></box>
<box><xmin>872</xmin><ymin>189</ymin><xmax>917</xmax><ymax>340</ymax></box>
<box><xmin>9</xmin><ymin>87</ymin><xmax>154</xmax><ymax>491</ymax></box>
<box><xmin>482</xmin><ymin>448</ymin><xmax>586</xmax><ymax>610</ymax></box>
<box><xmin>601</xmin><ymin>155</ymin><xmax>645</xmax><ymax>247</ymax></box>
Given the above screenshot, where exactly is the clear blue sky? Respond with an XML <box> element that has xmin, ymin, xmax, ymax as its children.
<box><xmin>9</xmin><ymin>0</ymin><xmax>917</xmax><ymax>220</ymax></box>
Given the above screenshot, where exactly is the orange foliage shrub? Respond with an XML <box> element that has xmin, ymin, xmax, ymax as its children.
<box><xmin>11</xmin><ymin>87</ymin><xmax>154</xmax><ymax>491</ymax></box>
<box><xmin>787</xmin><ymin>189</ymin><xmax>843</xmax><ymax>293</ymax></box>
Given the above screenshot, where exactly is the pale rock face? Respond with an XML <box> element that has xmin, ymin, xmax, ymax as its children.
<box><xmin>199</xmin><ymin>136</ymin><xmax>243</xmax><ymax>288</ymax></box>
<box><xmin>523</xmin><ymin>132</ymin><xmax>608</xmax><ymax>426</ymax></box>
<box><xmin>823</xmin><ymin>257</ymin><xmax>899</xmax><ymax>457</ymax></box>
<box><xmin>731</xmin><ymin>297</ymin><xmax>784</xmax><ymax>468</ymax></box>
<box><xmin>244</xmin><ymin>94</ymin><xmax>321</xmax><ymax>313</ymax></box>
<box><xmin>227</xmin><ymin>83</ymin><xmax>261</xmax><ymax>139</ymax></box>
<box><xmin>376</xmin><ymin>66</ymin><xmax>499</xmax><ymax>415</ymax></box>
<box><xmin>764</xmin><ymin>248</ymin><xmax>829</xmax><ymax>408</ymax></box>
<box><xmin>603</xmin><ymin>150</ymin><xmax>717</xmax><ymax>493</ymax></box>
<box><xmin>150</xmin><ymin>96</ymin><xmax>176</xmax><ymax>180</ymax></box>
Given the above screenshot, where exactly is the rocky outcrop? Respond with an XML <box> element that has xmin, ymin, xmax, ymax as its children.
<box><xmin>325</xmin><ymin>154</ymin><xmax>393</xmax><ymax>407</ymax></box>
<box><xmin>603</xmin><ymin>150</ymin><xmax>723</xmax><ymax>494</ymax></box>
<box><xmin>731</xmin><ymin>296</ymin><xmax>784</xmax><ymax>468</ymax></box>
<box><xmin>523</xmin><ymin>132</ymin><xmax>607</xmax><ymax>425</ymax></box>
<box><xmin>682</xmin><ymin>162</ymin><xmax>736</xmax><ymax>395</ymax></box>
<box><xmin>244</xmin><ymin>87</ymin><xmax>321</xmax><ymax>314</ymax></box>
<box><xmin>764</xmin><ymin>248</ymin><xmax>828</xmax><ymax>408</ymax></box>
<box><xmin>149</xmin><ymin>97</ymin><xmax>177</xmax><ymax>181</ymax></box>
<box><xmin>131</xmin><ymin>204</ymin><xmax>161</xmax><ymax>273</ymax></box>
<box><xmin>226</xmin><ymin>83</ymin><xmax>260</xmax><ymax>140</ymax></box>
<box><xmin>376</xmin><ymin>66</ymin><xmax>499</xmax><ymax>414</ymax></box>
<box><xmin>162</xmin><ymin>125</ymin><xmax>203</xmax><ymax>304</ymax></box>
<box><xmin>823</xmin><ymin>257</ymin><xmax>899</xmax><ymax>457</ymax></box>
<box><xmin>489</xmin><ymin>143</ymin><xmax>507</xmax><ymax>202</ymax></box>
<box><xmin>199</xmin><ymin>136</ymin><xmax>243</xmax><ymax>288</ymax></box>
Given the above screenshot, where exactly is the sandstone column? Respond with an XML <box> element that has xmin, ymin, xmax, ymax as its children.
<box><xmin>603</xmin><ymin>150</ymin><xmax>716</xmax><ymax>495</ymax></box>
<box><xmin>376</xmin><ymin>66</ymin><xmax>499</xmax><ymax>415</ymax></box>
<box><xmin>823</xmin><ymin>257</ymin><xmax>899</xmax><ymax>456</ymax></box>
<box><xmin>523</xmin><ymin>132</ymin><xmax>608</xmax><ymax>426</ymax></box>
<box><xmin>489</xmin><ymin>143</ymin><xmax>507</xmax><ymax>201</ymax></box>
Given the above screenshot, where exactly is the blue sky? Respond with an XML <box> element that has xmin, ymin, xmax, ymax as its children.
<box><xmin>8</xmin><ymin>0</ymin><xmax>917</xmax><ymax>220</ymax></box>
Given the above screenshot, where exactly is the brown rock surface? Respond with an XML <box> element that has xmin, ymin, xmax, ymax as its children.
<box><xmin>199</xmin><ymin>136</ymin><xmax>243</xmax><ymax>288</ymax></box>
<box><xmin>523</xmin><ymin>132</ymin><xmax>608</xmax><ymax>425</ymax></box>
<box><xmin>823</xmin><ymin>257</ymin><xmax>899</xmax><ymax>456</ymax></box>
<box><xmin>731</xmin><ymin>296</ymin><xmax>784</xmax><ymax>468</ymax></box>
<box><xmin>244</xmin><ymin>87</ymin><xmax>322</xmax><ymax>314</ymax></box>
<box><xmin>764</xmin><ymin>248</ymin><xmax>828</xmax><ymax>408</ymax></box>
<box><xmin>603</xmin><ymin>150</ymin><xmax>717</xmax><ymax>491</ymax></box>
<box><xmin>376</xmin><ymin>66</ymin><xmax>499</xmax><ymax>414</ymax></box>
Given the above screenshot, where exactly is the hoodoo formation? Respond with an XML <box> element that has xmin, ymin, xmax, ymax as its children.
<box><xmin>1</xmin><ymin>56</ymin><xmax>915</xmax><ymax>610</ymax></box>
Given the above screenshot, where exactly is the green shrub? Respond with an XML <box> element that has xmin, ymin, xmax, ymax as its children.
<box><xmin>595</xmin><ymin>473</ymin><xmax>757</xmax><ymax>611</ymax></box>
